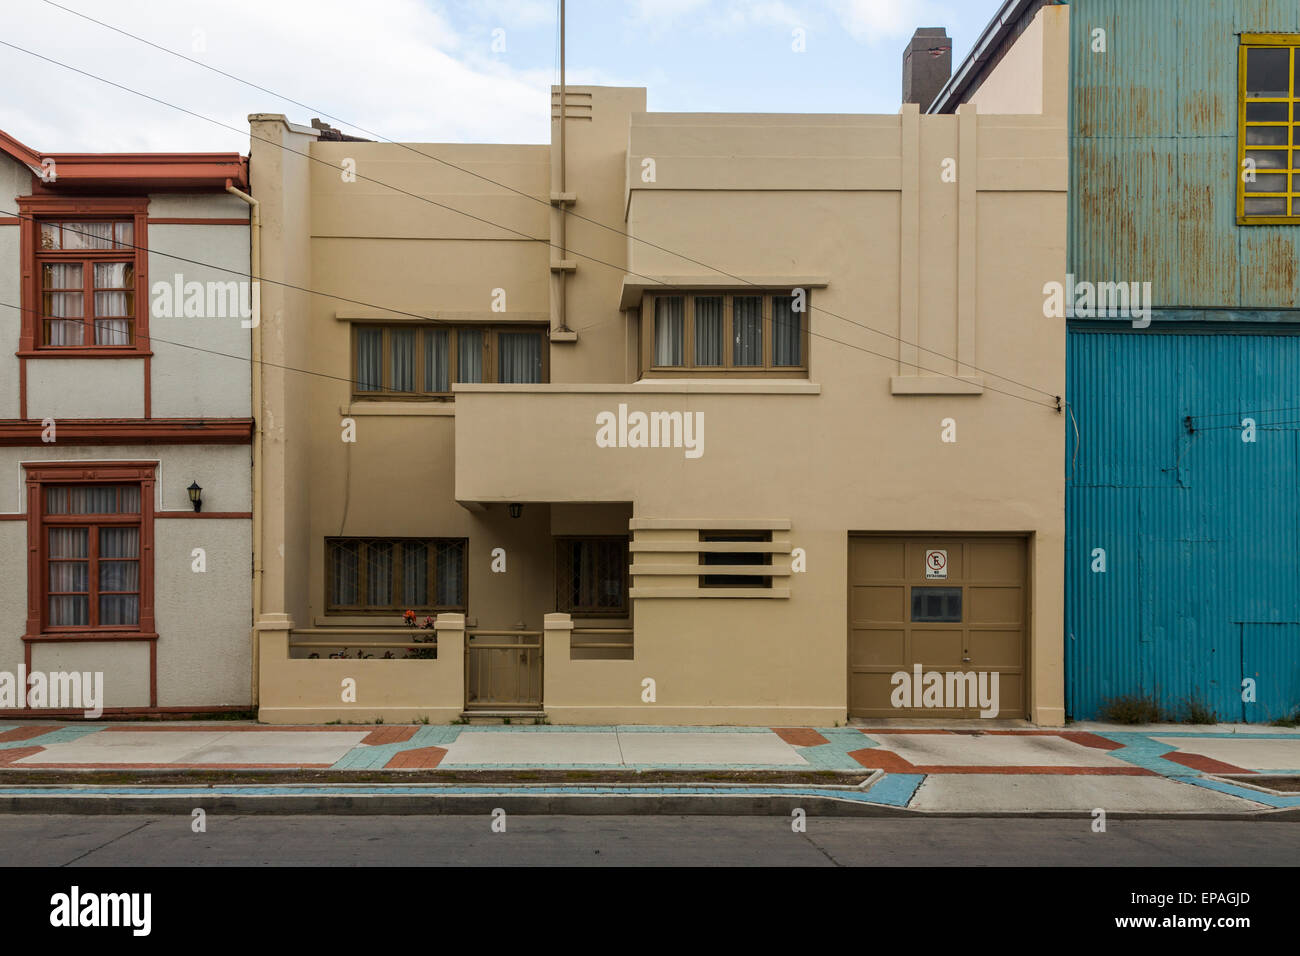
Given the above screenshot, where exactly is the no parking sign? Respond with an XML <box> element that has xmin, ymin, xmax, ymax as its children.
<box><xmin>925</xmin><ymin>549</ymin><xmax>948</xmax><ymax>579</ymax></box>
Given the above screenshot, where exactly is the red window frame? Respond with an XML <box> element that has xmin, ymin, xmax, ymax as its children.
<box><xmin>23</xmin><ymin>462</ymin><xmax>156</xmax><ymax>639</ymax></box>
<box><xmin>17</xmin><ymin>196</ymin><xmax>150</xmax><ymax>357</ymax></box>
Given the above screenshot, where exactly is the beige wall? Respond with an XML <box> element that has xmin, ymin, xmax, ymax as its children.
<box><xmin>966</xmin><ymin>6</ymin><xmax>1069</xmax><ymax>118</ymax></box>
<box><xmin>256</xmin><ymin>78</ymin><xmax>1068</xmax><ymax>725</ymax></box>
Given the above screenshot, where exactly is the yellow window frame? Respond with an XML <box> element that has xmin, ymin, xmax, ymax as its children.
<box><xmin>1238</xmin><ymin>34</ymin><xmax>1300</xmax><ymax>225</ymax></box>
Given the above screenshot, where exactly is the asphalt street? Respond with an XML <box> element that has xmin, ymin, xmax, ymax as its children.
<box><xmin>0</xmin><ymin>814</ymin><xmax>1295</xmax><ymax>866</ymax></box>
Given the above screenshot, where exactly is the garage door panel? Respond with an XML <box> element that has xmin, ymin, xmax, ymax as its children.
<box><xmin>850</xmin><ymin>537</ymin><xmax>905</xmax><ymax>581</ymax></box>
<box><xmin>968</xmin><ymin>586</ymin><xmax>1024</xmax><ymax>624</ymax></box>
<box><xmin>849</xmin><ymin>672</ymin><xmax>899</xmax><ymax>710</ymax></box>
<box><xmin>968</xmin><ymin>629</ymin><xmax>1024</xmax><ymax>665</ymax></box>
<box><xmin>912</xmin><ymin>629</ymin><xmax>965</xmax><ymax>667</ymax></box>
<box><xmin>850</xmin><ymin>629</ymin><xmax>905</xmax><ymax>666</ymax></box>
<box><xmin>969</xmin><ymin>539</ymin><xmax>1025</xmax><ymax>579</ymax></box>
<box><xmin>850</xmin><ymin>584</ymin><xmax>905</xmax><ymax>623</ymax></box>
<box><xmin>994</xmin><ymin>674</ymin><xmax>1024</xmax><ymax>716</ymax></box>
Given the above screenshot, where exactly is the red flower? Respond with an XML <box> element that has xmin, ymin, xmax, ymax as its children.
<box><xmin>403</xmin><ymin>609</ymin><xmax>417</xmax><ymax>626</ymax></box>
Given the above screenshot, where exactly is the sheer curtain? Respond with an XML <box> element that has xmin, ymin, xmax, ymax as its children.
<box><xmin>498</xmin><ymin>331</ymin><xmax>542</xmax><ymax>383</ymax></box>
<box><xmin>366</xmin><ymin>541</ymin><xmax>393</xmax><ymax>606</ymax></box>
<box><xmin>389</xmin><ymin>328</ymin><xmax>416</xmax><ymax>391</ymax></box>
<box><xmin>693</xmin><ymin>296</ymin><xmax>723</xmax><ymax>366</ymax></box>
<box><xmin>42</xmin><ymin>263</ymin><xmax>84</xmax><ymax>346</ymax></box>
<box><xmin>457</xmin><ymin>329</ymin><xmax>483</xmax><ymax>383</ymax></box>
<box><xmin>654</xmin><ymin>296</ymin><xmax>684</xmax><ymax>366</ymax></box>
<box><xmin>772</xmin><ymin>295</ymin><xmax>801</xmax><ymax>366</ymax></box>
<box><xmin>329</xmin><ymin>541</ymin><xmax>359</xmax><ymax>606</ymax></box>
<box><xmin>94</xmin><ymin>262</ymin><xmax>133</xmax><ymax>345</ymax></box>
<box><xmin>356</xmin><ymin>328</ymin><xmax>383</xmax><ymax>391</ymax></box>
<box><xmin>48</xmin><ymin>527</ymin><xmax>89</xmax><ymax>626</ymax></box>
<box><xmin>425</xmin><ymin>329</ymin><xmax>450</xmax><ymax>392</ymax></box>
<box><xmin>401</xmin><ymin>541</ymin><xmax>428</xmax><ymax>606</ymax></box>
<box><xmin>98</xmin><ymin>526</ymin><xmax>139</xmax><ymax>625</ymax></box>
<box><xmin>733</xmin><ymin>296</ymin><xmax>763</xmax><ymax>366</ymax></box>
<box><xmin>64</xmin><ymin>221</ymin><xmax>114</xmax><ymax>250</ymax></box>
<box><xmin>437</xmin><ymin>541</ymin><xmax>465</xmax><ymax>607</ymax></box>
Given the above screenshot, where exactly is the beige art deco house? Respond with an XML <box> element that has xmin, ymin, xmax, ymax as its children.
<box><xmin>0</xmin><ymin>129</ymin><xmax>254</xmax><ymax>714</ymax></box>
<box><xmin>252</xmin><ymin>14</ymin><xmax>1068</xmax><ymax>725</ymax></box>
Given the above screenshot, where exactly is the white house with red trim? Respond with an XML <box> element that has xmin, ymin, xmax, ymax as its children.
<box><xmin>0</xmin><ymin>128</ymin><xmax>255</xmax><ymax>716</ymax></box>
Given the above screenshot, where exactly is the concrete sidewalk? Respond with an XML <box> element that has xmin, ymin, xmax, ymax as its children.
<box><xmin>1</xmin><ymin>721</ymin><xmax>1297</xmax><ymax>815</ymax></box>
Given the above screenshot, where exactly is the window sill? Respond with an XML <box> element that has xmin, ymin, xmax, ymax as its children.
<box><xmin>17</xmin><ymin>349</ymin><xmax>152</xmax><ymax>359</ymax></box>
<box><xmin>341</xmin><ymin>402</ymin><xmax>455</xmax><ymax>417</ymax></box>
<box><xmin>24</xmin><ymin>631</ymin><xmax>159</xmax><ymax>642</ymax></box>
<box><xmin>890</xmin><ymin>375</ymin><xmax>985</xmax><ymax>395</ymax></box>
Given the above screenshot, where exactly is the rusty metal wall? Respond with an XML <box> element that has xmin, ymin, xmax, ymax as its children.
<box><xmin>1068</xmin><ymin>0</ymin><xmax>1300</xmax><ymax>308</ymax></box>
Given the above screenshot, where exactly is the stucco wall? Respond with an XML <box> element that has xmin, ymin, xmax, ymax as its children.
<box><xmin>155</xmin><ymin>517</ymin><xmax>251</xmax><ymax>706</ymax></box>
<box><xmin>0</xmin><ymin>443</ymin><xmax>251</xmax><ymax>710</ymax></box>
<box><xmin>147</xmin><ymin>214</ymin><xmax>251</xmax><ymax>419</ymax></box>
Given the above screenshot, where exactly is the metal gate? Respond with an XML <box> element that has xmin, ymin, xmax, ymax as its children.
<box><xmin>465</xmin><ymin>630</ymin><xmax>542</xmax><ymax>709</ymax></box>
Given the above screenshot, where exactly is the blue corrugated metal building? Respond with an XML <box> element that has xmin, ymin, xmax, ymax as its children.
<box><xmin>936</xmin><ymin>0</ymin><xmax>1300</xmax><ymax>722</ymax></box>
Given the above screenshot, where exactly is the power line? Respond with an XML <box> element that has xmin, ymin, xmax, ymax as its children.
<box><xmin>24</xmin><ymin>3</ymin><xmax>1064</xmax><ymax>403</ymax></box>
<box><xmin>3</xmin><ymin>214</ymin><xmax>1058</xmax><ymax>408</ymax></box>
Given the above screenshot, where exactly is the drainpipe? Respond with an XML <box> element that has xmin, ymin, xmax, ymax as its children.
<box><xmin>557</xmin><ymin>0</ymin><xmax>569</xmax><ymax>332</ymax></box>
<box><xmin>225</xmin><ymin>179</ymin><xmax>262</xmax><ymax>704</ymax></box>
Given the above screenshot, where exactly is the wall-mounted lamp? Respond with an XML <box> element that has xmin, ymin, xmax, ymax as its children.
<box><xmin>187</xmin><ymin>481</ymin><xmax>203</xmax><ymax>513</ymax></box>
<box><xmin>508</xmin><ymin>503</ymin><xmax>523</xmax><ymax>519</ymax></box>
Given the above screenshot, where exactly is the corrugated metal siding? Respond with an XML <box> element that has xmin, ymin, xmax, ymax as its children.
<box><xmin>1068</xmin><ymin>0</ymin><xmax>1300</xmax><ymax>308</ymax></box>
<box><xmin>1067</xmin><ymin>328</ymin><xmax>1300</xmax><ymax>721</ymax></box>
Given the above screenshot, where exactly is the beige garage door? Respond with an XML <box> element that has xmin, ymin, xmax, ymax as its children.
<box><xmin>848</xmin><ymin>536</ymin><xmax>1026</xmax><ymax>719</ymax></box>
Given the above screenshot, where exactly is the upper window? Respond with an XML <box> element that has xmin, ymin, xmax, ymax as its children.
<box><xmin>326</xmin><ymin>537</ymin><xmax>467</xmax><ymax>612</ymax></box>
<box><xmin>23</xmin><ymin>462</ymin><xmax>156</xmax><ymax>638</ymax></box>
<box><xmin>641</xmin><ymin>291</ymin><xmax>808</xmax><ymax>375</ymax></box>
<box><xmin>1239</xmin><ymin>36</ymin><xmax>1300</xmax><ymax>224</ymax></box>
<box><xmin>352</xmin><ymin>324</ymin><xmax>548</xmax><ymax>398</ymax></box>
<box><xmin>18</xmin><ymin>198</ymin><xmax>149</xmax><ymax>355</ymax></box>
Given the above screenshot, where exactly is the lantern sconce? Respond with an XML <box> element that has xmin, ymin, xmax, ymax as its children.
<box><xmin>187</xmin><ymin>481</ymin><xmax>203</xmax><ymax>513</ymax></box>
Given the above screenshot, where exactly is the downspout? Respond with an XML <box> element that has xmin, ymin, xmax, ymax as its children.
<box><xmin>557</xmin><ymin>0</ymin><xmax>569</xmax><ymax>332</ymax></box>
<box><xmin>225</xmin><ymin>179</ymin><xmax>262</xmax><ymax>705</ymax></box>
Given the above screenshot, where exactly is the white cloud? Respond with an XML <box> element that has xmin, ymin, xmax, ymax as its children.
<box><xmin>833</xmin><ymin>0</ymin><xmax>954</xmax><ymax>44</ymax></box>
<box><xmin>0</xmin><ymin>0</ymin><xmax>574</xmax><ymax>152</ymax></box>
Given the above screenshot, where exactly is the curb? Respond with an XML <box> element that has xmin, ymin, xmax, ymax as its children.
<box><xmin>0</xmin><ymin>788</ymin><xmax>1294</xmax><ymax>819</ymax></box>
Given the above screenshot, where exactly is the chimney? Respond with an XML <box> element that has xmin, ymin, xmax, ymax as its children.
<box><xmin>902</xmin><ymin>27</ymin><xmax>952</xmax><ymax>111</ymax></box>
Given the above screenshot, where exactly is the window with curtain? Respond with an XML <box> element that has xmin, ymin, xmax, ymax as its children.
<box><xmin>693</xmin><ymin>295</ymin><xmax>724</xmax><ymax>366</ymax></box>
<box><xmin>326</xmin><ymin>537</ymin><xmax>467</xmax><ymax>612</ymax></box>
<box><xmin>555</xmin><ymin>537</ymin><xmax>629</xmax><ymax>616</ymax></box>
<box><xmin>43</xmin><ymin>484</ymin><xmax>143</xmax><ymax>628</ymax></box>
<box><xmin>353</xmin><ymin>325</ymin><xmax>546</xmax><ymax>396</ymax></box>
<box><xmin>771</xmin><ymin>294</ymin><xmax>802</xmax><ymax>367</ymax></box>
<box><xmin>36</xmin><ymin>219</ymin><xmax>137</xmax><ymax>348</ymax></box>
<box><xmin>644</xmin><ymin>291</ymin><xmax>808</xmax><ymax>373</ymax></box>
<box><xmin>732</xmin><ymin>296</ymin><xmax>763</xmax><ymax>366</ymax></box>
<box><xmin>498</xmin><ymin>331</ymin><xmax>543</xmax><ymax>383</ymax></box>
<box><xmin>654</xmin><ymin>296</ymin><xmax>685</xmax><ymax>366</ymax></box>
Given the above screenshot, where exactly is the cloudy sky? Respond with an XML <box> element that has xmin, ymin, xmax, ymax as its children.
<box><xmin>0</xmin><ymin>0</ymin><xmax>1004</xmax><ymax>153</ymax></box>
